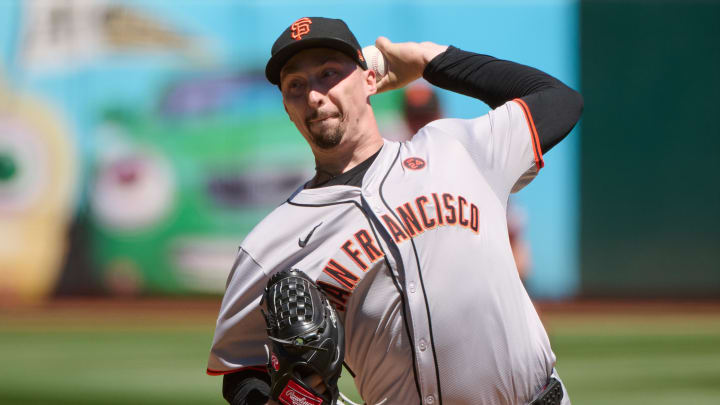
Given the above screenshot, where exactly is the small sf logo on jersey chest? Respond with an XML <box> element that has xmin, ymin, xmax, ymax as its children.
<box><xmin>403</xmin><ymin>157</ymin><xmax>426</xmax><ymax>170</ymax></box>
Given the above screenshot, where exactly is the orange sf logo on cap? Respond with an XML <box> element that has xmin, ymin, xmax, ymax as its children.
<box><xmin>291</xmin><ymin>17</ymin><xmax>312</xmax><ymax>40</ymax></box>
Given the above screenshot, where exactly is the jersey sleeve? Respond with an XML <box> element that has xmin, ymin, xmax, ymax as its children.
<box><xmin>427</xmin><ymin>99</ymin><xmax>543</xmax><ymax>197</ymax></box>
<box><xmin>207</xmin><ymin>248</ymin><xmax>269</xmax><ymax>376</ymax></box>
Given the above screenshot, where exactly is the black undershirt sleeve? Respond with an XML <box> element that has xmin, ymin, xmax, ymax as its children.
<box><xmin>222</xmin><ymin>369</ymin><xmax>271</xmax><ymax>405</ymax></box>
<box><xmin>423</xmin><ymin>45</ymin><xmax>583</xmax><ymax>153</ymax></box>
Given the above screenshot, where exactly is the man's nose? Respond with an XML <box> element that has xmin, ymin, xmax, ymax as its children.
<box><xmin>306</xmin><ymin>83</ymin><xmax>325</xmax><ymax>107</ymax></box>
<box><xmin>307</xmin><ymin>87</ymin><xmax>325</xmax><ymax>107</ymax></box>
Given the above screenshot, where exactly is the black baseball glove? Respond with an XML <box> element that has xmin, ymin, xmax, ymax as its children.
<box><xmin>261</xmin><ymin>269</ymin><xmax>345</xmax><ymax>405</ymax></box>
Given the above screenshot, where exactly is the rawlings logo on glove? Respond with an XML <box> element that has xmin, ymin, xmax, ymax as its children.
<box><xmin>279</xmin><ymin>380</ymin><xmax>324</xmax><ymax>405</ymax></box>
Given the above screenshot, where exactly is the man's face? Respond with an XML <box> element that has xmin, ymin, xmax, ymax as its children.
<box><xmin>280</xmin><ymin>48</ymin><xmax>373</xmax><ymax>150</ymax></box>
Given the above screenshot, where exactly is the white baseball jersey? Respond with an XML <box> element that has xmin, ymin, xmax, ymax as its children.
<box><xmin>208</xmin><ymin>99</ymin><xmax>565</xmax><ymax>405</ymax></box>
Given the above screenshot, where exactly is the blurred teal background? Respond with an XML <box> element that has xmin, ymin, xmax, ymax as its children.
<box><xmin>0</xmin><ymin>0</ymin><xmax>582</xmax><ymax>300</ymax></box>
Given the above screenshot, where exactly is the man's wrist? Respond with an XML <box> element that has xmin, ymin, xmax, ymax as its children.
<box><xmin>419</xmin><ymin>42</ymin><xmax>449</xmax><ymax>65</ymax></box>
<box><xmin>229</xmin><ymin>378</ymin><xmax>270</xmax><ymax>405</ymax></box>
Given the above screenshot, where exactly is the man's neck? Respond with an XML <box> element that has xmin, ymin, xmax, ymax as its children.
<box><xmin>312</xmin><ymin>127</ymin><xmax>384</xmax><ymax>177</ymax></box>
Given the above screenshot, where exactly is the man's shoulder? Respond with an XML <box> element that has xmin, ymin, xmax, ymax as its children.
<box><xmin>234</xmin><ymin>201</ymin><xmax>300</xmax><ymax>268</ymax></box>
<box><xmin>412</xmin><ymin>116</ymin><xmax>488</xmax><ymax>140</ymax></box>
<box><xmin>408</xmin><ymin>102</ymin><xmax>528</xmax><ymax>150</ymax></box>
<box><xmin>406</xmin><ymin>117</ymin><xmax>477</xmax><ymax>148</ymax></box>
<box><xmin>241</xmin><ymin>200</ymin><xmax>301</xmax><ymax>246</ymax></box>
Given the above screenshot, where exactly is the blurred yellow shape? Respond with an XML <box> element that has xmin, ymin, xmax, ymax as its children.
<box><xmin>0</xmin><ymin>75</ymin><xmax>77</xmax><ymax>306</ymax></box>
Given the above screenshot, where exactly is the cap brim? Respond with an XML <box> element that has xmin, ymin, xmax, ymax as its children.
<box><xmin>265</xmin><ymin>37</ymin><xmax>367</xmax><ymax>86</ymax></box>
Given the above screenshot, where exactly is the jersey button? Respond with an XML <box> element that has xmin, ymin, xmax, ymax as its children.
<box><xmin>418</xmin><ymin>339</ymin><xmax>427</xmax><ymax>351</ymax></box>
<box><xmin>409</xmin><ymin>281</ymin><xmax>416</xmax><ymax>293</ymax></box>
<box><xmin>425</xmin><ymin>395</ymin><xmax>435</xmax><ymax>404</ymax></box>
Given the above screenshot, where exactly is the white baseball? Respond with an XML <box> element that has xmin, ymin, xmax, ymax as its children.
<box><xmin>362</xmin><ymin>45</ymin><xmax>387</xmax><ymax>81</ymax></box>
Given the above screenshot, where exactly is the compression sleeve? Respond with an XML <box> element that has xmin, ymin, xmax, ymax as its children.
<box><xmin>423</xmin><ymin>46</ymin><xmax>583</xmax><ymax>153</ymax></box>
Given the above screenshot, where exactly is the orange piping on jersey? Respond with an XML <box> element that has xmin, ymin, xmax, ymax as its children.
<box><xmin>513</xmin><ymin>98</ymin><xmax>544</xmax><ymax>170</ymax></box>
<box><xmin>207</xmin><ymin>365</ymin><xmax>267</xmax><ymax>376</ymax></box>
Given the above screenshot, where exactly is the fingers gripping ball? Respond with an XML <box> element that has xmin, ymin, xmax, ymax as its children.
<box><xmin>262</xmin><ymin>269</ymin><xmax>345</xmax><ymax>405</ymax></box>
<box><xmin>362</xmin><ymin>45</ymin><xmax>387</xmax><ymax>81</ymax></box>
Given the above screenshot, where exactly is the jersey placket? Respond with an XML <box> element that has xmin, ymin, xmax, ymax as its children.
<box><xmin>393</xmin><ymin>234</ymin><xmax>439</xmax><ymax>405</ymax></box>
<box><xmin>362</xmin><ymin>148</ymin><xmax>441</xmax><ymax>405</ymax></box>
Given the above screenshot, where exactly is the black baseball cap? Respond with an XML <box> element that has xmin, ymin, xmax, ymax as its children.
<box><xmin>265</xmin><ymin>17</ymin><xmax>368</xmax><ymax>86</ymax></box>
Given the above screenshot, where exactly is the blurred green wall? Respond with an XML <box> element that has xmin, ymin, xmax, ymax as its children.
<box><xmin>580</xmin><ymin>0</ymin><xmax>720</xmax><ymax>297</ymax></box>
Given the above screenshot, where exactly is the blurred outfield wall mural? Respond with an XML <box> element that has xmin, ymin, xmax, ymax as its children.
<box><xmin>0</xmin><ymin>0</ymin><xmax>580</xmax><ymax>299</ymax></box>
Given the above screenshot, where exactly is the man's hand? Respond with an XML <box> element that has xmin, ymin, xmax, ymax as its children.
<box><xmin>262</xmin><ymin>269</ymin><xmax>344</xmax><ymax>404</ymax></box>
<box><xmin>374</xmin><ymin>37</ymin><xmax>447</xmax><ymax>93</ymax></box>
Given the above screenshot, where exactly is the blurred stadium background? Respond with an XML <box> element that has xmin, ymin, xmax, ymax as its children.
<box><xmin>0</xmin><ymin>0</ymin><xmax>718</xmax><ymax>404</ymax></box>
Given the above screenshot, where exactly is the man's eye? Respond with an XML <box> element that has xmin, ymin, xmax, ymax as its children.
<box><xmin>287</xmin><ymin>80</ymin><xmax>303</xmax><ymax>93</ymax></box>
<box><xmin>322</xmin><ymin>69</ymin><xmax>337</xmax><ymax>78</ymax></box>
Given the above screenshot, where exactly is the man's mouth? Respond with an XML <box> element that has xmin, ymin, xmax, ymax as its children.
<box><xmin>307</xmin><ymin>113</ymin><xmax>339</xmax><ymax>124</ymax></box>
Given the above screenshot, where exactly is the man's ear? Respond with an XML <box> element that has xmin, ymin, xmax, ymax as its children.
<box><xmin>365</xmin><ymin>69</ymin><xmax>378</xmax><ymax>96</ymax></box>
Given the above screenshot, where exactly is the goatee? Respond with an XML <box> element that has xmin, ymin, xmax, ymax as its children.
<box><xmin>310</xmin><ymin>124</ymin><xmax>344</xmax><ymax>149</ymax></box>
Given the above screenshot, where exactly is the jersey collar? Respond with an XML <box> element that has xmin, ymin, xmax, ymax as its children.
<box><xmin>287</xmin><ymin>140</ymin><xmax>399</xmax><ymax>206</ymax></box>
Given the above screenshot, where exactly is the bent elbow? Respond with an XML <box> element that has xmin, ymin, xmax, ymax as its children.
<box><xmin>569</xmin><ymin>88</ymin><xmax>584</xmax><ymax>125</ymax></box>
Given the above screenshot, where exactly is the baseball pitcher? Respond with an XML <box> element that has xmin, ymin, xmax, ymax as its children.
<box><xmin>207</xmin><ymin>16</ymin><xmax>582</xmax><ymax>405</ymax></box>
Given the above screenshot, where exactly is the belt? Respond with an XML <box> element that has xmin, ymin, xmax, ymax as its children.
<box><xmin>528</xmin><ymin>376</ymin><xmax>564</xmax><ymax>405</ymax></box>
